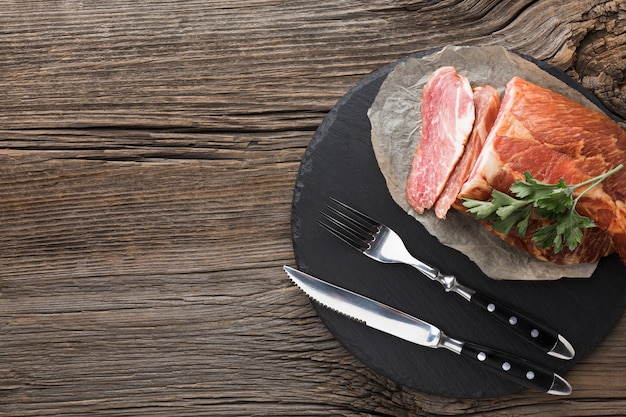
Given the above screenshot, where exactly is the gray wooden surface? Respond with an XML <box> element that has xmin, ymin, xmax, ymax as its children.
<box><xmin>1</xmin><ymin>1</ymin><xmax>625</xmax><ymax>415</ymax></box>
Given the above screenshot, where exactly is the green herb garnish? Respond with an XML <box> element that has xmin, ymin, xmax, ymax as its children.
<box><xmin>462</xmin><ymin>164</ymin><xmax>623</xmax><ymax>253</ymax></box>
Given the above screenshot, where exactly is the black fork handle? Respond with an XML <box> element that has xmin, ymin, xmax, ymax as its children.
<box><xmin>469</xmin><ymin>291</ymin><xmax>575</xmax><ymax>360</ymax></box>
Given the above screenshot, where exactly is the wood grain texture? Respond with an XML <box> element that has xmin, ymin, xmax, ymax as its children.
<box><xmin>1</xmin><ymin>0</ymin><xmax>625</xmax><ymax>415</ymax></box>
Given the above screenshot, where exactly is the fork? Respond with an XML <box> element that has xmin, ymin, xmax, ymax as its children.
<box><xmin>317</xmin><ymin>198</ymin><xmax>575</xmax><ymax>360</ymax></box>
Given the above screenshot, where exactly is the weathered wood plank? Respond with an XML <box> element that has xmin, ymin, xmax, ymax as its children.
<box><xmin>1</xmin><ymin>1</ymin><xmax>623</xmax><ymax>130</ymax></box>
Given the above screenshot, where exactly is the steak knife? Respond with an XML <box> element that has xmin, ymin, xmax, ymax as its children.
<box><xmin>283</xmin><ymin>265</ymin><xmax>572</xmax><ymax>396</ymax></box>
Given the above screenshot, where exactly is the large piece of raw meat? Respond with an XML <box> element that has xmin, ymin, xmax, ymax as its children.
<box><xmin>368</xmin><ymin>45</ymin><xmax>612</xmax><ymax>279</ymax></box>
<box><xmin>459</xmin><ymin>76</ymin><xmax>626</xmax><ymax>264</ymax></box>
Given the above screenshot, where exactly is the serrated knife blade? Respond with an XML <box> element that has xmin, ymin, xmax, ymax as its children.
<box><xmin>283</xmin><ymin>265</ymin><xmax>572</xmax><ymax>396</ymax></box>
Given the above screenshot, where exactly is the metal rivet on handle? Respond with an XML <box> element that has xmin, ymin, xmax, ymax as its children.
<box><xmin>502</xmin><ymin>362</ymin><xmax>511</xmax><ymax>371</ymax></box>
<box><xmin>487</xmin><ymin>303</ymin><xmax>495</xmax><ymax>312</ymax></box>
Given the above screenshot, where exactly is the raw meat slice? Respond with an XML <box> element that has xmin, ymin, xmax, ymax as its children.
<box><xmin>460</xmin><ymin>77</ymin><xmax>626</xmax><ymax>264</ymax></box>
<box><xmin>434</xmin><ymin>85</ymin><xmax>500</xmax><ymax>219</ymax></box>
<box><xmin>406</xmin><ymin>67</ymin><xmax>474</xmax><ymax>213</ymax></box>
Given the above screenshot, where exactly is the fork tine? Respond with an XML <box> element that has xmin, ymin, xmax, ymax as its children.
<box><xmin>327</xmin><ymin>198</ymin><xmax>379</xmax><ymax>233</ymax></box>
<box><xmin>317</xmin><ymin>199</ymin><xmax>382</xmax><ymax>252</ymax></box>
<box><xmin>322</xmin><ymin>206</ymin><xmax>375</xmax><ymax>241</ymax></box>
<box><xmin>316</xmin><ymin>216</ymin><xmax>369</xmax><ymax>251</ymax></box>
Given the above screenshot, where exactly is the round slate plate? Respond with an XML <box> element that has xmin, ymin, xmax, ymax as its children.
<box><xmin>290</xmin><ymin>50</ymin><xmax>626</xmax><ymax>398</ymax></box>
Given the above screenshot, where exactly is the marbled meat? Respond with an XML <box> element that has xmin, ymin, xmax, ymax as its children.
<box><xmin>406</xmin><ymin>66</ymin><xmax>474</xmax><ymax>214</ymax></box>
<box><xmin>434</xmin><ymin>85</ymin><xmax>500</xmax><ymax>219</ymax></box>
<box><xmin>459</xmin><ymin>77</ymin><xmax>626</xmax><ymax>264</ymax></box>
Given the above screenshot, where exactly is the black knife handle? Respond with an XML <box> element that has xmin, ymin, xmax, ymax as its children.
<box><xmin>460</xmin><ymin>341</ymin><xmax>571</xmax><ymax>395</ymax></box>
<box><xmin>469</xmin><ymin>291</ymin><xmax>574</xmax><ymax>359</ymax></box>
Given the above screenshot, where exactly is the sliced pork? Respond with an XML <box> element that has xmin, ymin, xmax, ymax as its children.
<box><xmin>460</xmin><ymin>77</ymin><xmax>626</xmax><ymax>264</ymax></box>
<box><xmin>406</xmin><ymin>66</ymin><xmax>474</xmax><ymax>214</ymax></box>
<box><xmin>434</xmin><ymin>85</ymin><xmax>500</xmax><ymax>219</ymax></box>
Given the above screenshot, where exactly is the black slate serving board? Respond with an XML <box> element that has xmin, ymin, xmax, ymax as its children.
<box><xmin>290</xmin><ymin>50</ymin><xmax>626</xmax><ymax>398</ymax></box>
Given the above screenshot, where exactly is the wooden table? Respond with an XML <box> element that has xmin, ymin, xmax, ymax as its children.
<box><xmin>2</xmin><ymin>1</ymin><xmax>625</xmax><ymax>415</ymax></box>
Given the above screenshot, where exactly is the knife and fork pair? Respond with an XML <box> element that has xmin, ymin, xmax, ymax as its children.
<box><xmin>284</xmin><ymin>198</ymin><xmax>575</xmax><ymax>395</ymax></box>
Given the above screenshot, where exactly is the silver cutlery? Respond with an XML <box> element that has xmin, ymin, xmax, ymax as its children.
<box><xmin>283</xmin><ymin>266</ymin><xmax>572</xmax><ymax>395</ymax></box>
<box><xmin>317</xmin><ymin>198</ymin><xmax>575</xmax><ymax>360</ymax></box>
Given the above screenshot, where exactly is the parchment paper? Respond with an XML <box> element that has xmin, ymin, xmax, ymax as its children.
<box><xmin>368</xmin><ymin>45</ymin><xmax>599</xmax><ymax>280</ymax></box>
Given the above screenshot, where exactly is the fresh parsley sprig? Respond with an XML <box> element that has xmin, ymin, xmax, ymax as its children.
<box><xmin>462</xmin><ymin>164</ymin><xmax>623</xmax><ymax>253</ymax></box>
